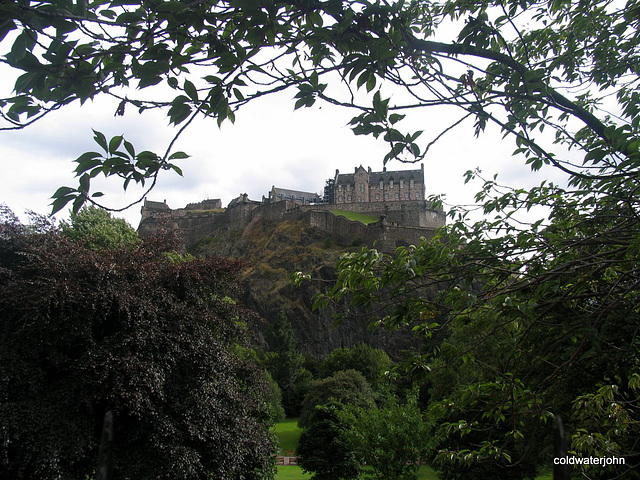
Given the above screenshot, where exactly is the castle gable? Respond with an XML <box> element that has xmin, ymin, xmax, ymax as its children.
<box><xmin>267</xmin><ymin>186</ymin><xmax>321</xmax><ymax>205</ymax></box>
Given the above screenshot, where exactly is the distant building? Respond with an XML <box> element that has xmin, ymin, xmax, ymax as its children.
<box><xmin>265</xmin><ymin>186</ymin><xmax>322</xmax><ymax>205</ymax></box>
<box><xmin>333</xmin><ymin>164</ymin><xmax>425</xmax><ymax>204</ymax></box>
<box><xmin>185</xmin><ymin>198</ymin><xmax>222</xmax><ymax>210</ymax></box>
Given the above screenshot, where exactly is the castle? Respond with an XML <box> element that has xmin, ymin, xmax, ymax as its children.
<box><xmin>138</xmin><ymin>164</ymin><xmax>445</xmax><ymax>252</ymax></box>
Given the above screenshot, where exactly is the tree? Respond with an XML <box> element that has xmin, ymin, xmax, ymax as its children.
<box><xmin>298</xmin><ymin>369</ymin><xmax>375</xmax><ymax>427</ymax></box>
<box><xmin>0</xmin><ymin>210</ymin><xmax>276</xmax><ymax>479</ymax></box>
<box><xmin>263</xmin><ymin>312</ymin><xmax>312</xmax><ymax>416</ymax></box>
<box><xmin>341</xmin><ymin>390</ymin><xmax>434</xmax><ymax>480</ymax></box>
<box><xmin>315</xmin><ymin>199</ymin><xmax>640</xmax><ymax>477</ymax></box>
<box><xmin>320</xmin><ymin>343</ymin><xmax>392</xmax><ymax>392</ymax></box>
<box><xmin>296</xmin><ymin>402</ymin><xmax>361</xmax><ymax>480</ymax></box>
<box><xmin>61</xmin><ymin>205</ymin><xmax>139</xmax><ymax>249</ymax></box>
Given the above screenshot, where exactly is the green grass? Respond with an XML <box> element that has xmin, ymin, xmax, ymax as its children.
<box><xmin>276</xmin><ymin>465</ymin><xmax>554</xmax><ymax>480</ymax></box>
<box><xmin>273</xmin><ymin>418</ymin><xmax>302</xmax><ymax>454</ymax></box>
<box><xmin>276</xmin><ymin>465</ymin><xmax>438</xmax><ymax>480</ymax></box>
<box><xmin>330</xmin><ymin>209</ymin><xmax>380</xmax><ymax>225</ymax></box>
<box><xmin>276</xmin><ymin>465</ymin><xmax>312</xmax><ymax>479</ymax></box>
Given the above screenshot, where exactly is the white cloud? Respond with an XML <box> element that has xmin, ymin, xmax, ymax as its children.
<box><xmin>0</xmin><ymin>61</ymin><xmax>570</xmax><ymax>229</ymax></box>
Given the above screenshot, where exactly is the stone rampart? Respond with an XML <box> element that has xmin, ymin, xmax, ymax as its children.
<box><xmin>283</xmin><ymin>200</ymin><xmax>445</xmax><ymax>229</ymax></box>
<box><xmin>139</xmin><ymin>198</ymin><xmax>444</xmax><ymax>252</ymax></box>
<box><xmin>302</xmin><ymin>209</ymin><xmax>438</xmax><ymax>251</ymax></box>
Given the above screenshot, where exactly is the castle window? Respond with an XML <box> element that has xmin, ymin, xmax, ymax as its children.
<box><xmin>338</xmin><ymin>196</ymin><xmax>343</xmax><ymax>202</ymax></box>
<box><xmin>338</xmin><ymin>184</ymin><xmax>343</xmax><ymax>192</ymax></box>
<box><xmin>375</xmin><ymin>194</ymin><xmax>380</xmax><ymax>200</ymax></box>
<box><xmin>347</xmin><ymin>195</ymin><xmax>352</xmax><ymax>201</ymax></box>
<box><xmin>358</xmin><ymin>184</ymin><xmax>364</xmax><ymax>193</ymax></box>
<box><xmin>410</xmin><ymin>178</ymin><xmax>414</xmax><ymax>188</ymax></box>
<box><xmin>395</xmin><ymin>193</ymin><xmax>399</xmax><ymax>199</ymax></box>
<box><xmin>405</xmin><ymin>192</ymin><xmax>410</xmax><ymax>198</ymax></box>
<box><xmin>385</xmin><ymin>193</ymin><xmax>389</xmax><ymax>200</ymax></box>
<box><xmin>379</xmin><ymin>180</ymin><xmax>384</xmax><ymax>189</ymax></box>
<box><xmin>400</xmin><ymin>179</ymin><xmax>404</xmax><ymax>189</ymax></box>
<box><xmin>390</xmin><ymin>179</ymin><xmax>394</xmax><ymax>188</ymax></box>
<box><xmin>415</xmin><ymin>193</ymin><xmax>420</xmax><ymax>199</ymax></box>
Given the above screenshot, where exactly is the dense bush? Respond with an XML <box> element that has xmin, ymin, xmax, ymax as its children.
<box><xmin>298</xmin><ymin>370</ymin><xmax>375</xmax><ymax>427</ymax></box>
<box><xmin>320</xmin><ymin>343</ymin><xmax>392</xmax><ymax>391</ymax></box>
<box><xmin>342</xmin><ymin>391</ymin><xmax>434</xmax><ymax>480</ymax></box>
<box><xmin>296</xmin><ymin>402</ymin><xmax>361</xmax><ymax>480</ymax></box>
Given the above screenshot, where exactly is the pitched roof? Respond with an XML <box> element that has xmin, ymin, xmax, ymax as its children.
<box><xmin>271</xmin><ymin>187</ymin><xmax>321</xmax><ymax>201</ymax></box>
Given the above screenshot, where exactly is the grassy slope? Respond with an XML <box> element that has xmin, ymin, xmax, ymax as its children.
<box><xmin>330</xmin><ymin>209</ymin><xmax>379</xmax><ymax>225</ymax></box>
<box><xmin>273</xmin><ymin>418</ymin><xmax>302</xmax><ymax>455</ymax></box>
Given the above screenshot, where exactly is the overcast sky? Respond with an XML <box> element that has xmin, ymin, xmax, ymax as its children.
<box><xmin>0</xmin><ymin>56</ymin><xmax>569</xmax><ymax>229</ymax></box>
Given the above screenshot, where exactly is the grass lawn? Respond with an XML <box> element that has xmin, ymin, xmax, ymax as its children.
<box><xmin>273</xmin><ymin>418</ymin><xmax>302</xmax><ymax>454</ymax></box>
<box><xmin>276</xmin><ymin>465</ymin><xmax>438</xmax><ymax>479</ymax></box>
<box><xmin>276</xmin><ymin>465</ymin><xmax>311</xmax><ymax>479</ymax></box>
<box><xmin>330</xmin><ymin>209</ymin><xmax>380</xmax><ymax>225</ymax></box>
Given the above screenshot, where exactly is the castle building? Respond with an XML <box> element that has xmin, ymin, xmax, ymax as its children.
<box><xmin>333</xmin><ymin>164</ymin><xmax>425</xmax><ymax>204</ymax></box>
<box><xmin>139</xmin><ymin>163</ymin><xmax>444</xmax><ymax>252</ymax></box>
<box><xmin>265</xmin><ymin>186</ymin><xmax>322</xmax><ymax>205</ymax></box>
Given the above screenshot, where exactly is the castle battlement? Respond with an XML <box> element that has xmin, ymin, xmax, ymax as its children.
<box><xmin>138</xmin><ymin>165</ymin><xmax>445</xmax><ymax>251</ymax></box>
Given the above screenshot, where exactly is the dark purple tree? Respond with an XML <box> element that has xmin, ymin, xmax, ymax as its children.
<box><xmin>0</xmin><ymin>208</ymin><xmax>276</xmax><ymax>479</ymax></box>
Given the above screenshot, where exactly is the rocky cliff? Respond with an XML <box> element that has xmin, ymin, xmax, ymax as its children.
<box><xmin>187</xmin><ymin>216</ymin><xmax>420</xmax><ymax>359</ymax></box>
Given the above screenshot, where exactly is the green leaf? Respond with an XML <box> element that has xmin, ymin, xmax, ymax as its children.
<box><xmin>108</xmin><ymin>135</ymin><xmax>123</xmax><ymax>155</ymax></box>
<box><xmin>92</xmin><ymin>130</ymin><xmax>108</xmax><ymax>152</ymax></box>
<box><xmin>233</xmin><ymin>88</ymin><xmax>244</xmax><ymax>101</ymax></box>
<box><xmin>168</xmin><ymin>151</ymin><xmax>190</xmax><ymax>160</ymax></box>
<box><xmin>184</xmin><ymin>79</ymin><xmax>198</xmax><ymax>101</ymax></box>
<box><xmin>50</xmin><ymin>186</ymin><xmax>78</xmax><ymax>215</ymax></box>
<box><xmin>168</xmin><ymin>100</ymin><xmax>191</xmax><ymax>125</ymax></box>
<box><xmin>138</xmin><ymin>75</ymin><xmax>162</xmax><ymax>89</ymax></box>
<box><xmin>357</xmin><ymin>71</ymin><xmax>369</xmax><ymax>90</ymax></box>
<box><xmin>366</xmin><ymin>74</ymin><xmax>376</xmax><ymax>93</ymax></box>
<box><xmin>124</xmin><ymin>140</ymin><xmax>135</xmax><ymax>158</ymax></box>
<box><xmin>389</xmin><ymin>113</ymin><xmax>405</xmax><ymax>125</ymax></box>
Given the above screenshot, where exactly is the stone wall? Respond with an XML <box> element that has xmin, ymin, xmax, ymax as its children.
<box><xmin>139</xmin><ymin>208</ymin><xmax>230</xmax><ymax>247</ymax></box>
<box><xmin>185</xmin><ymin>198</ymin><xmax>222</xmax><ymax>210</ymax></box>
<box><xmin>139</xmin><ymin>197</ymin><xmax>445</xmax><ymax>253</ymax></box>
<box><xmin>281</xmin><ymin>200</ymin><xmax>445</xmax><ymax>229</ymax></box>
<box><xmin>303</xmin><ymin>210</ymin><xmax>438</xmax><ymax>251</ymax></box>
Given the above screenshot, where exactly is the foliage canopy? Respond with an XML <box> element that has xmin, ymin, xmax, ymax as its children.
<box><xmin>0</xmin><ymin>208</ymin><xmax>276</xmax><ymax>479</ymax></box>
<box><xmin>296</xmin><ymin>402</ymin><xmax>362</xmax><ymax>480</ymax></box>
<box><xmin>61</xmin><ymin>204</ymin><xmax>139</xmax><ymax>249</ymax></box>
<box><xmin>1</xmin><ymin>0</ymin><xmax>638</xmax><ymax>212</ymax></box>
<box><xmin>298</xmin><ymin>369</ymin><xmax>375</xmax><ymax>428</ymax></box>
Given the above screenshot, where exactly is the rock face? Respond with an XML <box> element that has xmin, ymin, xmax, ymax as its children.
<box><xmin>138</xmin><ymin>198</ymin><xmax>439</xmax><ymax>358</ymax></box>
<box><xmin>190</xmin><ymin>217</ymin><xmax>419</xmax><ymax>358</ymax></box>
